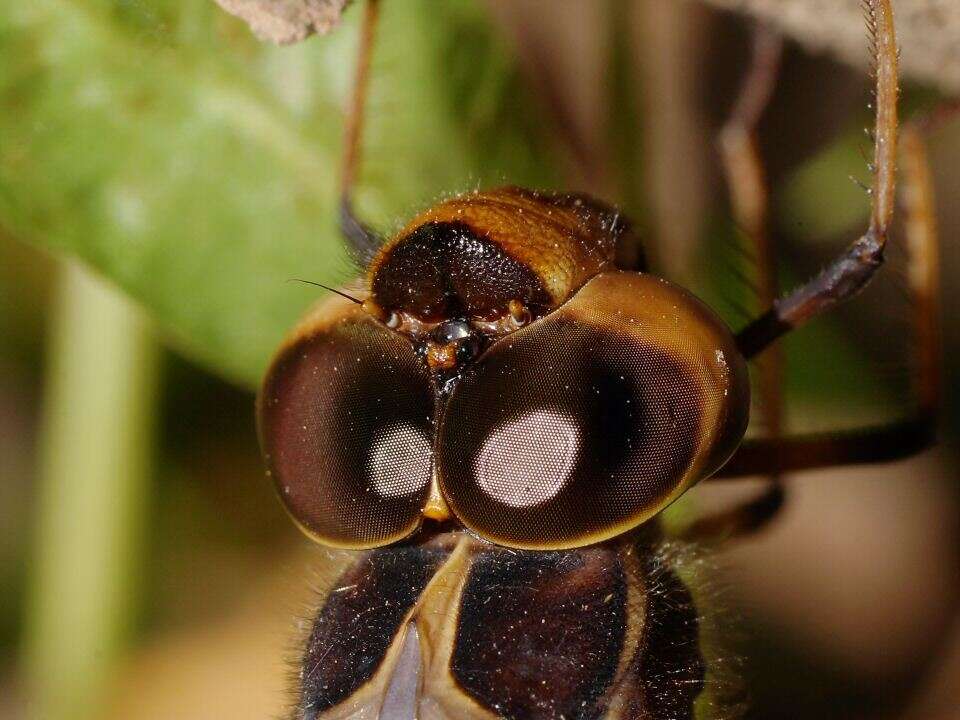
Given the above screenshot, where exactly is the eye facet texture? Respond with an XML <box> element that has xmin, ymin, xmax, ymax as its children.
<box><xmin>437</xmin><ymin>271</ymin><xmax>749</xmax><ymax>549</ymax></box>
<box><xmin>258</xmin><ymin>298</ymin><xmax>434</xmax><ymax>549</ymax></box>
<box><xmin>474</xmin><ymin>408</ymin><xmax>581</xmax><ymax>508</ymax></box>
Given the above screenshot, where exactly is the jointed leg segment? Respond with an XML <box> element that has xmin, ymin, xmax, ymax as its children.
<box><xmin>713</xmin><ymin>106</ymin><xmax>947</xmax><ymax>481</ymax></box>
<box><xmin>713</xmin><ymin>117</ymin><xmax>951</xmax><ymax>486</ymax></box>
<box><xmin>718</xmin><ymin>26</ymin><xmax>783</xmax><ymax>450</ymax></box>
<box><xmin>683</xmin><ymin>26</ymin><xmax>785</xmax><ymax>542</ymax></box>
<box><xmin>735</xmin><ymin>0</ymin><xmax>899</xmax><ymax>360</ymax></box>
<box><xmin>684</xmin><ymin>1</ymin><xmax>948</xmax><ymax>538</ymax></box>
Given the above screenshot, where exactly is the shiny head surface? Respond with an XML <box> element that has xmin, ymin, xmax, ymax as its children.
<box><xmin>365</xmin><ymin>186</ymin><xmax>635</xmax><ymax>326</ymax></box>
<box><xmin>257</xmin><ymin>187</ymin><xmax>750</xmax><ymax>550</ymax></box>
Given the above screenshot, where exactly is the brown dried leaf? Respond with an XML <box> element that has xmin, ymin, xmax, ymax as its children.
<box><xmin>701</xmin><ymin>0</ymin><xmax>960</xmax><ymax>94</ymax></box>
<box><xmin>212</xmin><ymin>0</ymin><xmax>351</xmax><ymax>44</ymax></box>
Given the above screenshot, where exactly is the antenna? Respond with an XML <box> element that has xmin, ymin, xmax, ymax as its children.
<box><xmin>289</xmin><ymin>279</ymin><xmax>363</xmax><ymax>305</ymax></box>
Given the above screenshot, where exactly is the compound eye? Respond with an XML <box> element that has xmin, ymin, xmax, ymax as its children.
<box><xmin>436</xmin><ymin>271</ymin><xmax>749</xmax><ymax>550</ymax></box>
<box><xmin>258</xmin><ymin>297</ymin><xmax>434</xmax><ymax>549</ymax></box>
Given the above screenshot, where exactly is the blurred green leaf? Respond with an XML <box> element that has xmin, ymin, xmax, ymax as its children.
<box><xmin>0</xmin><ymin>0</ymin><xmax>557</xmax><ymax>387</ymax></box>
<box><xmin>777</xmin><ymin>126</ymin><xmax>872</xmax><ymax>241</ymax></box>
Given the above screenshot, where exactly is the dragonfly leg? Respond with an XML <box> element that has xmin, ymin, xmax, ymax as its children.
<box><xmin>735</xmin><ymin>0</ymin><xmax>898</xmax><ymax>360</ymax></box>
<box><xmin>678</xmin><ymin>482</ymin><xmax>785</xmax><ymax>543</ymax></box>
<box><xmin>339</xmin><ymin>0</ymin><xmax>383</xmax><ymax>262</ymax></box>
<box><xmin>709</xmin><ymin>102</ymin><xmax>955</xmax><ymax>482</ymax></box>
<box><xmin>718</xmin><ymin>25</ymin><xmax>783</xmax><ymax>449</ymax></box>
<box><xmin>680</xmin><ymin>25</ymin><xmax>784</xmax><ymax>543</ymax></box>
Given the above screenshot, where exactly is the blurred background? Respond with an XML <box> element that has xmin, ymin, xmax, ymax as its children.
<box><xmin>0</xmin><ymin>1</ymin><xmax>958</xmax><ymax>719</ymax></box>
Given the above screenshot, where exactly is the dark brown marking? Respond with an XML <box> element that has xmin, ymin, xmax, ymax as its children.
<box><xmin>371</xmin><ymin>221</ymin><xmax>552</xmax><ymax>321</ymax></box>
<box><xmin>298</xmin><ymin>544</ymin><xmax>451</xmax><ymax>718</ymax></box>
<box><xmin>451</xmin><ymin>545</ymin><xmax>627</xmax><ymax>720</ymax></box>
<box><xmin>369</xmin><ymin>187</ymin><xmax>632</xmax><ymax>321</ymax></box>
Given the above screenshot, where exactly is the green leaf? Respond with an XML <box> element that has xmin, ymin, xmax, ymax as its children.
<box><xmin>777</xmin><ymin>126</ymin><xmax>872</xmax><ymax>242</ymax></box>
<box><xmin>0</xmin><ymin>0</ymin><xmax>558</xmax><ymax>387</ymax></box>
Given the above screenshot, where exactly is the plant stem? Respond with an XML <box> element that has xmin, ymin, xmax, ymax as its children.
<box><xmin>23</xmin><ymin>260</ymin><xmax>159</xmax><ymax>720</ymax></box>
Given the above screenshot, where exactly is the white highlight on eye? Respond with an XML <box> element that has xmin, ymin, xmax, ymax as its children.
<box><xmin>369</xmin><ymin>424</ymin><xmax>431</xmax><ymax>497</ymax></box>
<box><xmin>475</xmin><ymin>408</ymin><xmax>580</xmax><ymax>508</ymax></box>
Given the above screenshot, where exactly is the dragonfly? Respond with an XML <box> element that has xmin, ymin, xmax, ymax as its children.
<box><xmin>256</xmin><ymin>1</ymin><xmax>941</xmax><ymax>717</ymax></box>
